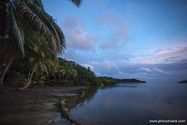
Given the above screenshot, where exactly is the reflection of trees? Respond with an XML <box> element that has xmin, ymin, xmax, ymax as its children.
<box><xmin>100</xmin><ymin>84</ymin><xmax>139</xmax><ymax>89</ymax></box>
<box><xmin>99</xmin><ymin>85</ymin><xmax>117</xmax><ymax>89</ymax></box>
<box><xmin>64</xmin><ymin>85</ymin><xmax>138</xmax><ymax>111</ymax></box>
<box><xmin>65</xmin><ymin>86</ymin><xmax>99</xmax><ymax>111</ymax></box>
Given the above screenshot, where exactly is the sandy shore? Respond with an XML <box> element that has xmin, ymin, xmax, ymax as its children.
<box><xmin>0</xmin><ymin>86</ymin><xmax>87</xmax><ymax>125</ymax></box>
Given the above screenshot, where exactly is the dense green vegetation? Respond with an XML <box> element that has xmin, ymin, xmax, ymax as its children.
<box><xmin>4</xmin><ymin>56</ymin><xmax>99</xmax><ymax>86</ymax></box>
<box><xmin>46</xmin><ymin>58</ymin><xmax>99</xmax><ymax>86</ymax></box>
<box><xmin>178</xmin><ymin>80</ymin><xmax>187</xmax><ymax>83</ymax></box>
<box><xmin>101</xmin><ymin>76</ymin><xmax>146</xmax><ymax>83</ymax></box>
<box><xmin>0</xmin><ymin>0</ymin><xmax>82</xmax><ymax>90</ymax></box>
<box><xmin>98</xmin><ymin>77</ymin><xmax>119</xmax><ymax>85</ymax></box>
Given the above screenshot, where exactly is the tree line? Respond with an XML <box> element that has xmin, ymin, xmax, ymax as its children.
<box><xmin>4</xmin><ymin>56</ymin><xmax>100</xmax><ymax>87</ymax></box>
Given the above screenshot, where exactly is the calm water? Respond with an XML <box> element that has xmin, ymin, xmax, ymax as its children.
<box><xmin>55</xmin><ymin>82</ymin><xmax>187</xmax><ymax>125</ymax></box>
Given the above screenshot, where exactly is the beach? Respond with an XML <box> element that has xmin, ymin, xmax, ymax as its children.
<box><xmin>0</xmin><ymin>86</ymin><xmax>87</xmax><ymax>125</ymax></box>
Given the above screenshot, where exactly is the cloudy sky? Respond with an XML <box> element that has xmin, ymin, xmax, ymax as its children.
<box><xmin>43</xmin><ymin>0</ymin><xmax>187</xmax><ymax>83</ymax></box>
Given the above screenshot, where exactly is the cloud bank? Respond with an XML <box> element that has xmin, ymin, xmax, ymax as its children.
<box><xmin>61</xmin><ymin>17</ymin><xmax>95</xmax><ymax>50</ymax></box>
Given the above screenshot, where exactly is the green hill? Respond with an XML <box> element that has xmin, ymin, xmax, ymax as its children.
<box><xmin>101</xmin><ymin>76</ymin><xmax>146</xmax><ymax>83</ymax></box>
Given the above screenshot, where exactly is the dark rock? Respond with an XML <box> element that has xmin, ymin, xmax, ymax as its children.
<box><xmin>66</xmin><ymin>113</ymin><xmax>70</xmax><ymax>120</ymax></box>
<box><xmin>61</xmin><ymin>100</ymin><xmax>65</xmax><ymax>106</ymax></box>
<box><xmin>78</xmin><ymin>91</ymin><xmax>85</xmax><ymax>95</ymax></box>
<box><xmin>80</xmin><ymin>91</ymin><xmax>85</xmax><ymax>98</ymax></box>
<box><xmin>61</xmin><ymin>107</ymin><xmax>68</xmax><ymax>113</ymax></box>
<box><xmin>75</xmin><ymin>120</ymin><xmax>78</xmax><ymax>124</ymax></box>
<box><xmin>74</xmin><ymin>97</ymin><xmax>78</xmax><ymax>99</ymax></box>
<box><xmin>70</xmin><ymin>119</ymin><xmax>74</xmax><ymax>123</ymax></box>
<box><xmin>61</xmin><ymin>97</ymin><xmax>66</xmax><ymax>101</ymax></box>
<box><xmin>74</xmin><ymin>120</ymin><xmax>83</xmax><ymax>125</ymax></box>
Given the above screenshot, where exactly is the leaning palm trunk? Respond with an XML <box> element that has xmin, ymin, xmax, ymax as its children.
<box><xmin>0</xmin><ymin>0</ymin><xmax>7</xmax><ymax>37</ymax></box>
<box><xmin>0</xmin><ymin>38</ymin><xmax>17</xmax><ymax>84</ymax></box>
<box><xmin>18</xmin><ymin>60</ymin><xmax>40</xmax><ymax>90</ymax></box>
<box><xmin>27</xmin><ymin>67</ymin><xmax>33</xmax><ymax>80</ymax></box>
<box><xmin>65</xmin><ymin>74</ymin><xmax>69</xmax><ymax>81</ymax></box>
<box><xmin>0</xmin><ymin>56</ymin><xmax>14</xmax><ymax>84</ymax></box>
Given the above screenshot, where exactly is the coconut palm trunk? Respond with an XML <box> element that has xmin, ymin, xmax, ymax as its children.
<box><xmin>0</xmin><ymin>0</ymin><xmax>8</xmax><ymax>37</ymax></box>
<box><xmin>18</xmin><ymin>60</ymin><xmax>40</xmax><ymax>90</ymax></box>
<box><xmin>27</xmin><ymin>67</ymin><xmax>33</xmax><ymax>80</ymax></box>
<box><xmin>0</xmin><ymin>38</ymin><xmax>17</xmax><ymax>84</ymax></box>
<box><xmin>66</xmin><ymin>75</ymin><xmax>69</xmax><ymax>81</ymax></box>
<box><xmin>0</xmin><ymin>56</ymin><xmax>14</xmax><ymax>84</ymax></box>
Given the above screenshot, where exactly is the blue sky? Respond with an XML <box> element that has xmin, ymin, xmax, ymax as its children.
<box><xmin>43</xmin><ymin>0</ymin><xmax>187</xmax><ymax>83</ymax></box>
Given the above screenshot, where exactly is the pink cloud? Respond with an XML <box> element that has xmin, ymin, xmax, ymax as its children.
<box><xmin>138</xmin><ymin>45</ymin><xmax>187</xmax><ymax>64</ymax></box>
<box><xmin>139</xmin><ymin>67</ymin><xmax>152</xmax><ymax>73</ymax></box>
<box><xmin>153</xmin><ymin>68</ymin><xmax>166</xmax><ymax>74</ymax></box>
<box><xmin>61</xmin><ymin>17</ymin><xmax>95</xmax><ymax>50</ymax></box>
<box><xmin>139</xmin><ymin>67</ymin><xmax>167</xmax><ymax>74</ymax></box>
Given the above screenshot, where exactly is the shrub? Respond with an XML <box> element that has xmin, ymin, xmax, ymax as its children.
<box><xmin>7</xmin><ymin>71</ymin><xmax>27</xmax><ymax>86</ymax></box>
<box><xmin>64</xmin><ymin>80</ymin><xmax>74</xmax><ymax>85</ymax></box>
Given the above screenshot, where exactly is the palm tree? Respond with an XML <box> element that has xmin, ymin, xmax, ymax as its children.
<box><xmin>54</xmin><ymin>66</ymin><xmax>65</xmax><ymax>79</ymax></box>
<box><xmin>18</xmin><ymin>39</ymin><xmax>58</xmax><ymax>90</ymax></box>
<box><xmin>0</xmin><ymin>0</ymin><xmax>82</xmax><ymax>84</ymax></box>
<box><xmin>63</xmin><ymin>62</ymin><xmax>78</xmax><ymax>81</ymax></box>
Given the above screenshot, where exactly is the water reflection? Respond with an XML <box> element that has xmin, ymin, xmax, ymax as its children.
<box><xmin>65</xmin><ymin>86</ymin><xmax>100</xmax><ymax>110</ymax></box>
<box><xmin>55</xmin><ymin>86</ymin><xmax>100</xmax><ymax>124</ymax></box>
<box><xmin>55</xmin><ymin>83</ymin><xmax>187</xmax><ymax>125</ymax></box>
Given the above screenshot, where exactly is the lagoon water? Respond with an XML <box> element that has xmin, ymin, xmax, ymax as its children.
<box><xmin>55</xmin><ymin>82</ymin><xmax>187</xmax><ymax>125</ymax></box>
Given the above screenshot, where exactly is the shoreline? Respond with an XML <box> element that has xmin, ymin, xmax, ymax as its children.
<box><xmin>0</xmin><ymin>86</ymin><xmax>87</xmax><ymax>125</ymax></box>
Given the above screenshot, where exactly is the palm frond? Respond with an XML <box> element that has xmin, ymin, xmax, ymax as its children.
<box><xmin>33</xmin><ymin>0</ymin><xmax>44</xmax><ymax>10</ymax></box>
<box><xmin>70</xmin><ymin>0</ymin><xmax>82</xmax><ymax>7</ymax></box>
<box><xmin>42</xmin><ymin>64</ymin><xmax>47</xmax><ymax>73</ymax></box>
<box><xmin>26</xmin><ymin>2</ymin><xmax>65</xmax><ymax>53</ymax></box>
<box><xmin>10</xmin><ymin>4</ymin><xmax>24</xmax><ymax>55</ymax></box>
<box><xmin>29</xmin><ymin>57</ymin><xmax>35</xmax><ymax>63</ymax></box>
<box><xmin>19</xmin><ymin>27</ymin><xmax>25</xmax><ymax>45</ymax></box>
<box><xmin>15</xmin><ymin>1</ymin><xmax>55</xmax><ymax>46</ymax></box>
<box><xmin>25</xmin><ymin>32</ymin><xmax>56</xmax><ymax>56</ymax></box>
<box><xmin>52</xmin><ymin>22</ymin><xmax>66</xmax><ymax>54</ymax></box>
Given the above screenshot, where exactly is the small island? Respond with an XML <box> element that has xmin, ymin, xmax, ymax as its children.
<box><xmin>178</xmin><ymin>80</ymin><xmax>187</xmax><ymax>83</ymax></box>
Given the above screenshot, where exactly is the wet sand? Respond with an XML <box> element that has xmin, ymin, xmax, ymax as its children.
<box><xmin>0</xmin><ymin>86</ymin><xmax>87</xmax><ymax>125</ymax></box>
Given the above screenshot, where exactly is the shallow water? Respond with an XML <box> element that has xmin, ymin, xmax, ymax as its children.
<box><xmin>56</xmin><ymin>83</ymin><xmax>187</xmax><ymax>125</ymax></box>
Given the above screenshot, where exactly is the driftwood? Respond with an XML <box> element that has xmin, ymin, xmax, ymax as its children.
<box><xmin>79</xmin><ymin>90</ymin><xmax>85</xmax><ymax>98</ymax></box>
<box><xmin>60</xmin><ymin>97</ymin><xmax>83</xmax><ymax>125</ymax></box>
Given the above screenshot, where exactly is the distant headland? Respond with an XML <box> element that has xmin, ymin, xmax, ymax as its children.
<box><xmin>101</xmin><ymin>76</ymin><xmax>146</xmax><ymax>83</ymax></box>
<box><xmin>178</xmin><ymin>80</ymin><xmax>187</xmax><ymax>83</ymax></box>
